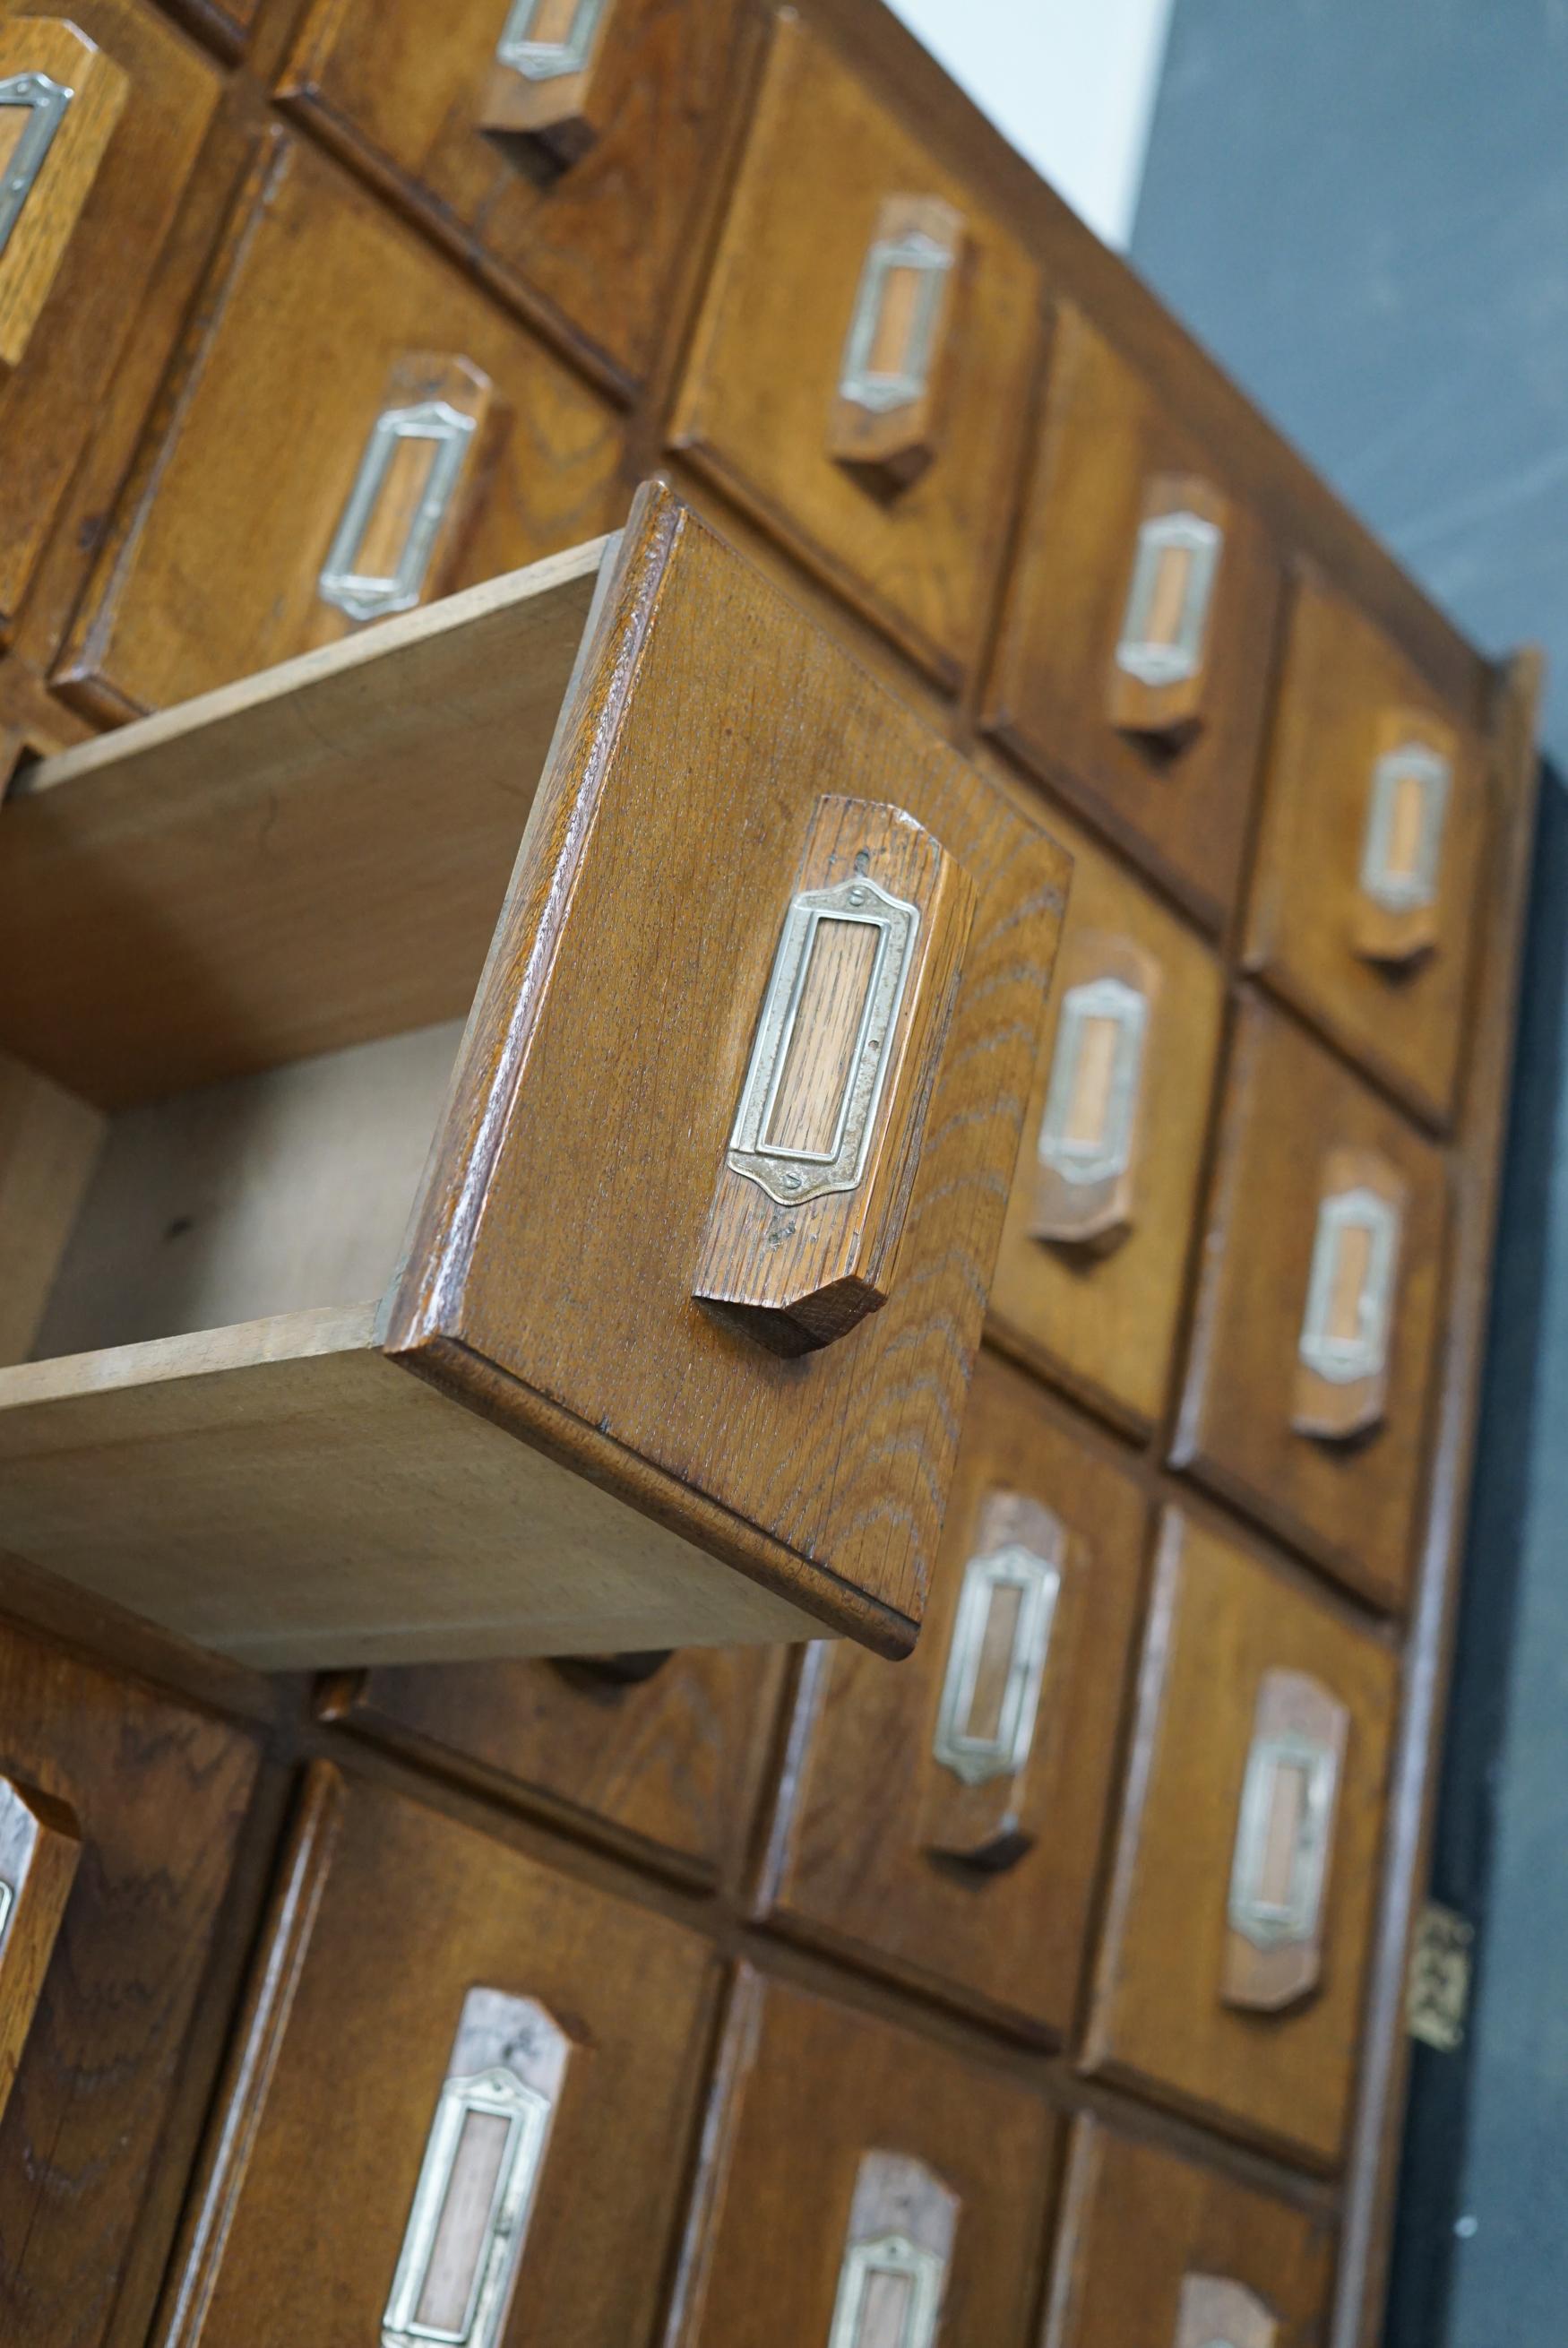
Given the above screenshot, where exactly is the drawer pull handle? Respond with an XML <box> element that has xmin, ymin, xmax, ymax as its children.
<box><xmin>1174</xmin><ymin>2274</ymin><xmax>1279</xmax><ymax>2348</ymax></box>
<box><xmin>1224</xmin><ymin>1670</ymin><xmax>1348</xmax><ymax>2013</ymax></box>
<box><xmin>1030</xmin><ymin>940</ymin><xmax>1157</xmax><ymax>1256</ymax></box>
<box><xmin>1354</xmin><ymin>720</ymin><xmax>1454</xmax><ymax>970</ymax></box>
<box><xmin>925</xmin><ymin>1493</ymin><xmax>1063</xmax><ymax>1872</ymax></box>
<box><xmin>0</xmin><ymin>24</ymin><xmax>129</xmax><ymax>376</ymax></box>
<box><xmin>317</xmin><ymin>355</ymin><xmax>498</xmax><ymax>631</ymax></box>
<box><xmin>830</xmin><ymin>194</ymin><xmax>966</xmax><ymax>493</ymax></box>
<box><xmin>481</xmin><ymin>0</ymin><xmax>614</xmax><ymax>171</ymax></box>
<box><xmin>383</xmin><ymin>1988</ymin><xmax>568</xmax><ymax>2348</ymax></box>
<box><xmin>1110</xmin><ymin>478</ymin><xmax>1228</xmax><ymax>744</ymax></box>
<box><xmin>695</xmin><ymin>795</ymin><xmax>975</xmax><ymax>1356</ymax></box>
<box><xmin>1294</xmin><ymin>1149</ymin><xmax>1405</xmax><ymax>1441</ymax></box>
<box><xmin>0</xmin><ymin>1771</ymin><xmax>81</xmax><ymax>2127</ymax></box>
<box><xmin>828</xmin><ymin>2151</ymin><xmax>956</xmax><ymax>2348</ymax></box>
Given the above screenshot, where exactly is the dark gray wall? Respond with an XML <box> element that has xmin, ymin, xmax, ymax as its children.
<box><xmin>1130</xmin><ymin>7</ymin><xmax>1568</xmax><ymax>2339</ymax></box>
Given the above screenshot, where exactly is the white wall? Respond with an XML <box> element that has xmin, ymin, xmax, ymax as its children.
<box><xmin>884</xmin><ymin>0</ymin><xmax>1176</xmax><ymax>248</ymax></box>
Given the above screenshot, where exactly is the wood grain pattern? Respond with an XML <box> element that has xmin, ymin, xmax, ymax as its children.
<box><xmin>694</xmin><ymin>794</ymin><xmax>976</xmax><ymax>1355</ymax></box>
<box><xmin>986</xmin><ymin>797</ymin><xmax>1225</xmax><ymax>1437</ymax></box>
<box><xmin>1245</xmin><ymin>577</ymin><xmax>1487</xmax><ymax>1126</ymax></box>
<box><xmin>756</xmin><ymin>1348</ymin><xmax>1148</xmax><ymax>2039</ymax></box>
<box><xmin>0</xmin><ymin>0</ymin><xmax>217</xmax><ymax>642</ymax></box>
<box><xmin>0</xmin><ymin>1618</ymin><xmax>257</xmax><ymax>2348</ymax></box>
<box><xmin>1042</xmin><ymin>2118</ymin><xmax>1332</xmax><ymax>2348</ymax></box>
<box><xmin>985</xmin><ymin>306</ymin><xmax>1281</xmax><ymax>928</ymax></box>
<box><xmin>672</xmin><ymin>10</ymin><xmax>1040</xmax><ymax>686</ymax></box>
<box><xmin>662</xmin><ymin>1969</ymin><xmax>1056</xmax><ymax>2348</ymax></box>
<box><xmin>0</xmin><ymin>1048</ymin><xmax>103</xmax><ymax>1365</ymax></box>
<box><xmin>1082</xmin><ymin>1510</ymin><xmax>1397</xmax><ymax>2171</ymax></box>
<box><xmin>279</xmin><ymin>0</ymin><xmax>740</xmax><ymax>386</ymax></box>
<box><xmin>155</xmin><ymin>1764</ymin><xmax>719</xmax><ymax>2348</ymax></box>
<box><xmin>4</xmin><ymin>537</ymin><xmax>604</xmax><ymax>1108</ymax></box>
<box><xmin>0</xmin><ymin>19</ymin><xmax>127</xmax><ymax>376</ymax></box>
<box><xmin>1172</xmin><ymin>993</ymin><xmax>1446</xmax><ymax>1611</ymax></box>
<box><xmin>478</xmin><ymin>0</ymin><xmax>616</xmax><ymax>171</ymax></box>
<box><xmin>826</xmin><ymin>192</ymin><xmax>967</xmax><ymax>493</ymax></box>
<box><xmin>0</xmin><ymin>1773</ymin><xmax>80</xmax><ymax>2130</ymax></box>
<box><xmin>325</xmin><ymin>1642</ymin><xmax>790</xmax><ymax>1886</ymax></box>
<box><xmin>386</xmin><ymin>482</ymin><xmax>1070</xmax><ymax>1656</ymax></box>
<box><xmin>55</xmin><ymin>131</ymin><xmax>625</xmax><ymax>722</ymax></box>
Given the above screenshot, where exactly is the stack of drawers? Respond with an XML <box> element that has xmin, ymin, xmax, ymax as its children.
<box><xmin>0</xmin><ymin>1</ymin><xmax>1538</xmax><ymax>2345</ymax></box>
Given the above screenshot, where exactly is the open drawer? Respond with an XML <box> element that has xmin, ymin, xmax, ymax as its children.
<box><xmin>0</xmin><ymin>483</ymin><xmax>1069</xmax><ymax>1670</ymax></box>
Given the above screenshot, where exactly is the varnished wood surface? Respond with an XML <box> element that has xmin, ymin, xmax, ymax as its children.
<box><xmin>1245</xmin><ymin>575</ymin><xmax>1489</xmax><ymax>1127</ymax></box>
<box><xmin>663</xmin><ymin>1968</ymin><xmax>1058</xmax><ymax>2347</ymax></box>
<box><xmin>0</xmin><ymin>18</ymin><xmax>128</xmax><ymax>376</ymax></box>
<box><xmin>0</xmin><ymin>1772</ymin><xmax>81</xmax><ymax>2132</ymax></box>
<box><xmin>155</xmin><ymin>1763</ymin><xmax>719</xmax><ymax>2348</ymax></box>
<box><xmin>1083</xmin><ymin>1511</ymin><xmax>1397</xmax><ymax>2171</ymax></box>
<box><xmin>1173</xmin><ymin>993</ymin><xmax>1447</xmax><ymax>1611</ymax></box>
<box><xmin>280</xmin><ymin>0</ymin><xmax>743</xmax><ymax>389</ymax></box>
<box><xmin>757</xmin><ymin>1347</ymin><xmax>1148</xmax><ymax>2039</ymax></box>
<box><xmin>672</xmin><ymin>9</ymin><xmax>1041</xmax><ymax>686</ymax></box>
<box><xmin>1042</xmin><ymin>2117</ymin><xmax>1334</xmax><ymax>2348</ymax></box>
<box><xmin>55</xmin><ymin>130</ymin><xmax>625</xmax><ymax>723</ymax></box>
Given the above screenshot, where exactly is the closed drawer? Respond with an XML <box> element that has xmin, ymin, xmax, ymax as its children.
<box><xmin>671</xmin><ymin>12</ymin><xmax>1039</xmax><ymax>687</ymax></box>
<box><xmin>279</xmin><ymin>0</ymin><xmax>741</xmax><ymax>389</ymax></box>
<box><xmin>1245</xmin><ymin>576</ymin><xmax>1489</xmax><ymax>1125</ymax></box>
<box><xmin>1083</xmin><ymin>1510</ymin><xmax>1397</xmax><ymax>2170</ymax></box>
<box><xmin>159</xmin><ymin>1764</ymin><xmax>717</xmax><ymax>2348</ymax></box>
<box><xmin>56</xmin><ymin>129</ymin><xmax>625</xmax><ymax>722</ymax></box>
<box><xmin>986</xmin><ymin>788</ymin><xmax>1227</xmax><ymax>1435</ymax></box>
<box><xmin>755</xmin><ymin>1348</ymin><xmax>1147</xmax><ymax>2038</ymax></box>
<box><xmin>1172</xmin><ymin>993</ymin><xmax>1447</xmax><ymax>1610</ymax></box>
<box><xmin>1043</xmin><ymin>2118</ymin><xmax>1333</xmax><ymax>2348</ymax></box>
<box><xmin>0</xmin><ymin>2</ymin><xmax>219</xmax><ymax>643</ymax></box>
<box><xmin>668</xmin><ymin>1970</ymin><xmax>1056</xmax><ymax>2348</ymax></box>
<box><xmin>0</xmin><ymin>1619</ymin><xmax>257</xmax><ymax>2348</ymax></box>
<box><xmin>326</xmin><ymin>1644</ymin><xmax>790</xmax><ymax>1885</ymax></box>
<box><xmin>985</xmin><ymin>307</ymin><xmax>1282</xmax><ymax>928</ymax></box>
<box><xmin>0</xmin><ymin>485</ymin><xmax>1069</xmax><ymax>1668</ymax></box>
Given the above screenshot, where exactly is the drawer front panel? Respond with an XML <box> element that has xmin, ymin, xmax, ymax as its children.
<box><xmin>986</xmin><ymin>307</ymin><xmax>1282</xmax><ymax>927</ymax></box>
<box><xmin>671</xmin><ymin>13</ymin><xmax>1039</xmax><ymax>685</ymax></box>
<box><xmin>986</xmin><ymin>797</ymin><xmax>1227</xmax><ymax>1433</ymax></box>
<box><xmin>0</xmin><ymin>1621</ymin><xmax>257</xmax><ymax>2348</ymax></box>
<box><xmin>162</xmin><ymin>1765</ymin><xmax>717</xmax><ymax>2347</ymax></box>
<box><xmin>757</xmin><ymin>1348</ymin><xmax>1147</xmax><ymax>2035</ymax></box>
<box><xmin>1083</xmin><ymin>1511</ymin><xmax>1397</xmax><ymax>2169</ymax></box>
<box><xmin>332</xmin><ymin>1644</ymin><xmax>789</xmax><ymax>1884</ymax></box>
<box><xmin>1172</xmin><ymin>992</ymin><xmax>1447</xmax><ymax>1610</ymax></box>
<box><xmin>1043</xmin><ymin>2118</ymin><xmax>1333</xmax><ymax>2348</ymax></box>
<box><xmin>58</xmin><ymin>130</ymin><xmax>625</xmax><ymax>721</ymax></box>
<box><xmin>667</xmin><ymin>1971</ymin><xmax>1055</xmax><ymax>2347</ymax></box>
<box><xmin>0</xmin><ymin>1</ymin><xmax>219</xmax><ymax>641</ymax></box>
<box><xmin>280</xmin><ymin>0</ymin><xmax>740</xmax><ymax>385</ymax></box>
<box><xmin>1245</xmin><ymin>577</ymin><xmax>1489</xmax><ymax>1122</ymax></box>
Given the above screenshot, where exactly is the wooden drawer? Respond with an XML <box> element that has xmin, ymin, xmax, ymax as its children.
<box><xmin>1083</xmin><ymin>1510</ymin><xmax>1397</xmax><ymax>2171</ymax></box>
<box><xmin>1245</xmin><ymin>576</ymin><xmax>1489</xmax><ymax>1125</ymax></box>
<box><xmin>55</xmin><ymin>129</ymin><xmax>625</xmax><ymax>722</ymax></box>
<box><xmin>985</xmin><ymin>306</ymin><xmax>1282</xmax><ymax>928</ymax></box>
<box><xmin>1172</xmin><ymin>993</ymin><xmax>1446</xmax><ymax>1610</ymax></box>
<box><xmin>755</xmin><ymin>1348</ymin><xmax>1147</xmax><ymax>2037</ymax></box>
<box><xmin>671</xmin><ymin>12</ymin><xmax>1039</xmax><ymax>687</ymax></box>
<box><xmin>326</xmin><ymin>1644</ymin><xmax>790</xmax><ymax>1885</ymax></box>
<box><xmin>986</xmin><ymin>791</ymin><xmax>1227</xmax><ymax>1435</ymax></box>
<box><xmin>1043</xmin><ymin>2117</ymin><xmax>1333</xmax><ymax>2348</ymax></box>
<box><xmin>279</xmin><ymin>0</ymin><xmax>741</xmax><ymax>389</ymax></box>
<box><xmin>0</xmin><ymin>486</ymin><xmax>1069</xmax><ymax>1668</ymax></box>
<box><xmin>667</xmin><ymin>1969</ymin><xmax>1056</xmax><ymax>2347</ymax></box>
<box><xmin>0</xmin><ymin>1</ymin><xmax>219</xmax><ymax>644</ymax></box>
<box><xmin>0</xmin><ymin>1619</ymin><xmax>257</xmax><ymax>2348</ymax></box>
<box><xmin>159</xmin><ymin>1764</ymin><xmax>717</xmax><ymax>2348</ymax></box>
